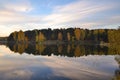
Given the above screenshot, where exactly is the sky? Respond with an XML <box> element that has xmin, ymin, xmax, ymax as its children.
<box><xmin>0</xmin><ymin>0</ymin><xmax>120</xmax><ymax>37</ymax></box>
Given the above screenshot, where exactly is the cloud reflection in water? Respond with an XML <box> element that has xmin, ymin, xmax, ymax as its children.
<box><xmin>0</xmin><ymin>45</ymin><xmax>119</xmax><ymax>80</ymax></box>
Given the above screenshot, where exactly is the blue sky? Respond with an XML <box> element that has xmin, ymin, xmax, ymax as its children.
<box><xmin>0</xmin><ymin>0</ymin><xmax>120</xmax><ymax>36</ymax></box>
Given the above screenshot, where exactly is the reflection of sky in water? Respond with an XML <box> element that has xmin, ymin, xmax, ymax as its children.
<box><xmin>0</xmin><ymin>45</ymin><xmax>119</xmax><ymax>80</ymax></box>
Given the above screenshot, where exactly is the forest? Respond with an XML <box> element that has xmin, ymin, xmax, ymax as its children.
<box><xmin>7</xmin><ymin>28</ymin><xmax>120</xmax><ymax>45</ymax></box>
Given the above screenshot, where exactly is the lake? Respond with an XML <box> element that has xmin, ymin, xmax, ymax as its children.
<box><xmin>0</xmin><ymin>43</ymin><xmax>120</xmax><ymax>80</ymax></box>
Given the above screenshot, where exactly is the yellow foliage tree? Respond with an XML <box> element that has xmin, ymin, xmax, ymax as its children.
<box><xmin>38</xmin><ymin>32</ymin><xmax>46</xmax><ymax>42</ymax></box>
<box><xmin>74</xmin><ymin>28</ymin><xmax>80</xmax><ymax>40</ymax></box>
<box><xmin>18</xmin><ymin>30</ymin><xmax>25</xmax><ymax>42</ymax></box>
<box><xmin>80</xmin><ymin>30</ymin><xmax>85</xmax><ymax>40</ymax></box>
<box><xmin>16</xmin><ymin>30</ymin><xmax>28</xmax><ymax>43</ymax></box>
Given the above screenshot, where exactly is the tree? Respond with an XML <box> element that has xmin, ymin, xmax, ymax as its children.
<box><xmin>74</xmin><ymin>28</ymin><xmax>80</xmax><ymax>40</ymax></box>
<box><xmin>93</xmin><ymin>30</ymin><xmax>98</xmax><ymax>41</ymax></box>
<box><xmin>98</xmin><ymin>29</ymin><xmax>105</xmax><ymax>41</ymax></box>
<box><xmin>35</xmin><ymin>30</ymin><xmax>39</xmax><ymax>42</ymax></box>
<box><xmin>13</xmin><ymin>31</ymin><xmax>17</xmax><ymax>41</ymax></box>
<box><xmin>80</xmin><ymin>30</ymin><xmax>85</xmax><ymax>40</ymax></box>
<box><xmin>58</xmin><ymin>32</ymin><xmax>63</xmax><ymax>41</ymax></box>
<box><xmin>38</xmin><ymin>32</ymin><xmax>46</xmax><ymax>42</ymax></box>
<box><xmin>35</xmin><ymin>31</ymin><xmax>46</xmax><ymax>42</ymax></box>
<box><xmin>108</xmin><ymin>30</ymin><xmax>115</xmax><ymax>43</ymax></box>
<box><xmin>18</xmin><ymin>30</ymin><xmax>25</xmax><ymax>42</ymax></box>
<box><xmin>67</xmin><ymin>32</ymin><xmax>71</xmax><ymax>41</ymax></box>
<box><xmin>108</xmin><ymin>29</ymin><xmax>120</xmax><ymax>46</ymax></box>
<box><xmin>25</xmin><ymin>37</ymin><xmax>28</xmax><ymax>42</ymax></box>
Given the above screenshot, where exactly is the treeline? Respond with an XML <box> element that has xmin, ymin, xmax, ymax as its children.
<box><xmin>7</xmin><ymin>28</ymin><xmax>120</xmax><ymax>44</ymax></box>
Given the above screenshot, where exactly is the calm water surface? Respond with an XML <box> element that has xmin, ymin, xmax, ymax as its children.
<box><xmin>0</xmin><ymin>44</ymin><xmax>120</xmax><ymax>80</ymax></box>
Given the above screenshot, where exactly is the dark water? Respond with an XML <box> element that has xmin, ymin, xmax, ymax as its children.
<box><xmin>0</xmin><ymin>43</ymin><xmax>120</xmax><ymax>80</ymax></box>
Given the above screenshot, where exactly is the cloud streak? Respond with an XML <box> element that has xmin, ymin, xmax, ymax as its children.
<box><xmin>0</xmin><ymin>0</ymin><xmax>120</xmax><ymax>36</ymax></box>
<box><xmin>43</xmin><ymin>0</ymin><xmax>120</xmax><ymax>28</ymax></box>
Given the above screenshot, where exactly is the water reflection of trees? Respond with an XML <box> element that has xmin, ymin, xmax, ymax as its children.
<box><xmin>5</xmin><ymin>43</ymin><xmax>120</xmax><ymax>80</ymax></box>
<box><xmin>36</xmin><ymin>44</ymin><xmax>46</xmax><ymax>54</ymax></box>
<box><xmin>58</xmin><ymin>45</ymin><xmax>63</xmax><ymax>53</ymax></box>
<box><xmin>8</xmin><ymin>43</ymin><xmax>28</xmax><ymax>54</ymax></box>
<box><xmin>6</xmin><ymin>43</ymin><xmax>120</xmax><ymax>57</ymax></box>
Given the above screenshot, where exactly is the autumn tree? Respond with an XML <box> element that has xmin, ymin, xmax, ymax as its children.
<box><xmin>13</xmin><ymin>30</ymin><xmax>28</xmax><ymax>43</ymax></box>
<box><xmin>38</xmin><ymin>32</ymin><xmax>46</xmax><ymax>42</ymax></box>
<box><xmin>17</xmin><ymin>30</ymin><xmax>25</xmax><ymax>42</ymax></box>
<box><xmin>35</xmin><ymin>31</ymin><xmax>46</xmax><ymax>42</ymax></box>
<box><xmin>108</xmin><ymin>29</ymin><xmax>120</xmax><ymax>44</ymax></box>
<box><xmin>13</xmin><ymin>31</ymin><xmax>17</xmax><ymax>41</ymax></box>
<box><xmin>74</xmin><ymin>28</ymin><xmax>80</xmax><ymax>40</ymax></box>
<box><xmin>80</xmin><ymin>30</ymin><xmax>85</xmax><ymax>40</ymax></box>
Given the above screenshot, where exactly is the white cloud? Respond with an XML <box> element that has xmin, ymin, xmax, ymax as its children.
<box><xmin>40</xmin><ymin>55</ymin><xmax>117</xmax><ymax>80</ymax></box>
<box><xmin>0</xmin><ymin>0</ymin><xmax>120</xmax><ymax>36</ymax></box>
<box><xmin>42</xmin><ymin>0</ymin><xmax>120</xmax><ymax>28</ymax></box>
<box><xmin>5</xmin><ymin>3</ymin><xmax>32</xmax><ymax>12</ymax></box>
<box><xmin>0</xmin><ymin>0</ymin><xmax>32</xmax><ymax>12</ymax></box>
<box><xmin>0</xmin><ymin>0</ymin><xmax>34</xmax><ymax>25</ymax></box>
<box><xmin>5</xmin><ymin>70</ymin><xmax>32</xmax><ymax>80</ymax></box>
